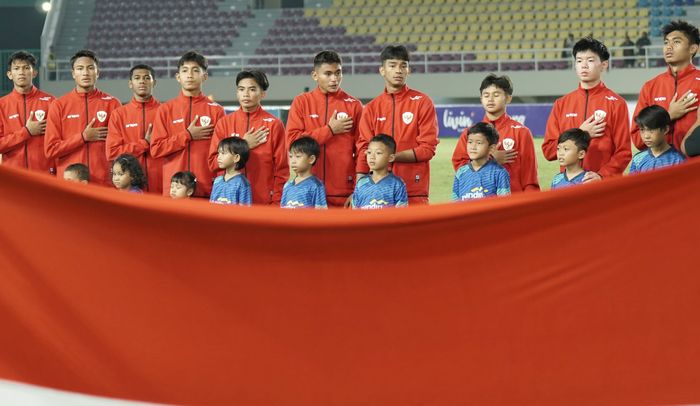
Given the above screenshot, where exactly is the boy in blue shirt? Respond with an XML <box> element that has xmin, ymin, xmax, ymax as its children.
<box><xmin>210</xmin><ymin>137</ymin><xmax>252</xmax><ymax>205</ymax></box>
<box><xmin>630</xmin><ymin>105</ymin><xmax>686</xmax><ymax>174</ymax></box>
<box><xmin>352</xmin><ymin>134</ymin><xmax>408</xmax><ymax>209</ymax></box>
<box><xmin>281</xmin><ymin>136</ymin><xmax>328</xmax><ymax>209</ymax></box>
<box><xmin>551</xmin><ymin>128</ymin><xmax>591</xmax><ymax>189</ymax></box>
<box><xmin>452</xmin><ymin>122</ymin><xmax>510</xmax><ymax>201</ymax></box>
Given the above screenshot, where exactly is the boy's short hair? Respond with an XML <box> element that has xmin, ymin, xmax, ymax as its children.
<box><xmin>236</xmin><ymin>69</ymin><xmax>269</xmax><ymax>91</ymax></box>
<box><xmin>7</xmin><ymin>50</ymin><xmax>37</xmax><ymax>71</ymax></box>
<box><xmin>65</xmin><ymin>163</ymin><xmax>90</xmax><ymax>182</ymax></box>
<box><xmin>289</xmin><ymin>136</ymin><xmax>320</xmax><ymax>165</ymax></box>
<box><xmin>178</xmin><ymin>50</ymin><xmax>207</xmax><ymax>71</ymax></box>
<box><xmin>663</xmin><ymin>20</ymin><xmax>700</xmax><ymax>46</ymax></box>
<box><xmin>70</xmin><ymin>49</ymin><xmax>99</xmax><ymax>69</ymax></box>
<box><xmin>313</xmin><ymin>50</ymin><xmax>342</xmax><ymax>68</ymax></box>
<box><xmin>380</xmin><ymin>45</ymin><xmax>410</xmax><ymax>63</ymax></box>
<box><xmin>467</xmin><ymin>122</ymin><xmax>500</xmax><ymax>146</ymax></box>
<box><xmin>113</xmin><ymin>154</ymin><xmax>147</xmax><ymax>189</ymax></box>
<box><xmin>218</xmin><ymin>137</ymin><xmax>250</xmax><ymax>170</ymax></box>
<box><xmin>635</xmin><ymin>105</ymin><xmax>672</xmax><ymax>130</ymax></box>
<box><xmin>129</xmin><ymin>64</ymin><xmax>155</xmax><ymax>79</ymax></box>
<box><xmin>558</xmin><ymin>128</ymin><xmax>591</xmax><ymax>151</ymax></box>
<box><xmin>480</xmin><ymin>74</ymin><xmax>513</xmax><ymax>96</ymax></box>
<box><xmin>572</xmin><ymin>37</ymin><xmax>610</xmax><ymax>61</ymax></box>
<box><xmin>171</xmin><ymin>171</ymin><xmax>197</xmax><ymax>193</ymax></box>
<box><xmin>369</xmin><ymin>134</ymin><xmax>397</xmax><ymax>154</ymax></box>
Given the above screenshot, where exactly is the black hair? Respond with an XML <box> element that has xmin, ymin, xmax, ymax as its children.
<box><xmin>480</xmin><ymin>74</ymin><xmax>513</xmax><ymax>96</ymax></box>
<box><xmin>129</xmin><ymin>64</ymin><xmax>155</xmax><ymax>80</ymax></box>
<box><xmin>635</xmin><ymin>105</ymin><xmax>672</xmax><ymax>131</ymax></box>
<box><xmin>467</xmin><ymin>122</ymin><xmax>499</xmax><ymax>146</ymax></box>
<box><xmin>289</xmin><ymin>136</ymin><xmax>320</xmax><ymax>166</ymax></box>
<box><xmin>65</xmin><ymin>163</ymin><xmax>90</xmax><ymax>181</ymax></box>
<box><xmin>171</xmin><ymin>171</ymin><xmax>196</xmax><ymax>193</ymax></box>
<box><xmin>572</xmin><ymin>37</ymin><xmax>610</xmax><ymax>61</ymax></box>
<box><xmin>70</xmin><ymin>49</ymin><xmax>99</xmax><ymax>69</ymax></box>
<box><xmin>313</xmin><ymin>50</ymin><xmax>342</xmax><ymax>69</ymax></box>
<box><xmin>380</xmin><ymin>45</ymin><xmax>410</xmax><ymax>63</ymax></box>
<box><xmin>178</xmin><ymin>50</ymin><xmax>208</xmax><ymax>71</ymax></box>
<box><xmin>558</xmin><ymin>128</ymin><xmax>591</xmax><ymax>151</ymax></box>
<box><xmin>7</xmin><ymin>50</ymin><xmax>37</xmax><ymax>71</ymax></box>
<box><xmin>236</xmin><ymin>69</ymin><xmax>269</xmax><ymax>91</ymax></box>
<box><xmin>218</xmin><ymin>137</ymin><xmax>250</xmax><ymax>170</ymax></box>
<box><xmin>369</xmin><ymin>134</ymin><xmax>397</xmax><ymax>154</ymax></box>
<box><xmin>112</xmin><ymin>154</ymin><xmax>147</xmax><ymax>189</ymax></box>
<box><xmin>663</xmin><ymin>20</ymin><xmax>700</xmax><ymax>46</ymax></box>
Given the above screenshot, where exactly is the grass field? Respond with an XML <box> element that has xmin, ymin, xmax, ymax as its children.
<box><xmin>428</xmin><ymin>138</ymin><xmax>561</xmax><ymax>204</ymax></box>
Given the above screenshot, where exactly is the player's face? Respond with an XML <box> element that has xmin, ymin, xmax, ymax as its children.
<box><xmin>312</xmin><ymin>63</ymin><xmax>342</xmax><ymax>93</ymax></box>
<box><xmin>288</xmin><ymin>150</ymin><xmax>315</xmax><ymax>175</ymax></box>
<box><xmin>63</xmin><ymin>170</ymin><xmax>86</xmax><ymax>184</ymax></box>
<box><xmin>111</xmin><ymin>162</ymin><xmax>132</xmax><ymax>190</ymax></box>
<box><xmin>574</xmin><ymin>50</ymin><xmax>607</xmax><ymax>85</ymax></box>
<box><xmin>217</xmin><ymin>148</ymin><xmax>239</xmax><ymax>170</ymax></box>
<box><xmin>170</xmin><ymin>182</ymin><xmax>193</xmax><ymax>199</ymax></box>
<box><xmin>380</xmin><ymin>59</ymin><xmax>409</xmax><ymax>89</ymax></box>
<box><xmin>557</xmin><ymin>140</ymin><xmax>585</xmax><ymax>167</ymax></box>
<box><xmin>467</xmin><ymin>133</ymin><xmax>492</xmax><ymax>161</ymax></box>
<box><xmin>7</xmin><ymin>59</ymin><xmax>36</xmax><ymax>90</ymax></box>
<box><xmin>480</xmin><ymin>85</ymin><xmax>511</xmax><ymax>116</ymax></box>
<box><xmin>71</xmin><ymin>57</ymin><xmax>99</xmax><ymax>91</ymax></box>
<box><xmin>236</xmin><ymin>78</ymin><xmax>265</xmax><ymax>111</ymax></box>
<box><xmin>640</xmin><ymin>127</ymin><xmax>668</xmax><ymax>149</ymax></box>
<box><xmin>128</xmin><ymin>68</ymin><xmax>155</xmax><ymax>99</ymax></box>
<box><xmin>366</xmin><ymin>141</ymin><xmax>395</xmax><ymax>172</ymax></box>
<box><xmin>176</xmin><ymin>61</ymin><xmax>207</xmax><ymax>92</ymax></box>
<box><xmin>663</xmin><ymin>31</ymin><xmax>698</xmax><ymax>65</ymax></box>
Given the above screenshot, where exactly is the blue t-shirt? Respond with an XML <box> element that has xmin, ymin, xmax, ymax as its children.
<box><xmin>280</xmin><ymin>176</ymin><xmax>328</xmax><ymax>209</ymax></box>
<box><xmin>629</xmin><ymin>146</ymin><xmax>686</xmax><ymax>174</ymax></box>
<box><xmin>452</xmin><ymin>160</ymin><xmax>510</xmax><ymax>201</ymax></box>
<box><xmin>352</xmin><ymin>173</ymin><xmax>408</xmax><ymax>209</ymax></box>
<box><xmin>551</xmin><ymin>171</ymin><xmax>587</xmax><ymax>189</ymax></box>
<box><xmin>210</xmin><ymin>173</ymin><xmax>252</xmax><ymax>206</ymax></box>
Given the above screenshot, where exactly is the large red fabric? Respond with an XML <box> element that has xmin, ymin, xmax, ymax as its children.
<box><xmin>1</xmin><ymin>161</ymin><xmax>700</xmax><ymax>405</ymax></box>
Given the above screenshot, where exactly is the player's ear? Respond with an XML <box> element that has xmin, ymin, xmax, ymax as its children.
<box><xmin>506</xmin><ymin>94</ymin><xmax>513</xmax><ymax>104</ymax></box>
<box><xmin>577</xmin><ymin>149</ymin><xmax>586</xmax><ymax>160</ymax></box>
<box><xmin>186</xmin><ymin>188</ymin><xmax>194</xmax><ymax>197</ymax></box>
<box><xmin>379</xmin><ymin>63</ymin><xmax>385</xmax><ymax>77</ymax></box>
<box><xmin>6</xmin><ymin>70</ymin><xmax>11</xmax><ymax>81</ymax></box>
<box><xmin>311</xmin><ymin>68</ymin><xmax>318</xmax><ymax>82</ymax></box>
<box><xmin>309</xmin><ymin>154</ymin><xmax>317</xmax><ymax>165</ymax></box>
<box><xmin>663</xmin><ymin>125</ymin><xmax>670</xmax><ymax>135</ymax></box>
<box><xmin>388</xmin><ymin>153</ymin><xmax>396</xmax><ymax>163</ymax></box>
<box><xmin>601</xmin><ymin>60</ymin><xmax>609</xmax><ymax>71</ymax></box>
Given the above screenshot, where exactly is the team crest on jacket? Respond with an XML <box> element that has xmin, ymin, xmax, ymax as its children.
<box><xmin>402</xmin><ymin>112</ymin><xmax>414</xmax><ymax>125</ymax></box>
<box><xmin>336</xmin><ymin>112</ymin><xmax>348</xmax><ymax>120</ymax></box>
<box><xmin>594</xmin><ymin>109</ymin><xmax>607</xmax><ymax>122</ymax></box>
<box><xmin>96</xmin><ymin>110</ymin><xmax>107</xmax><ymax>123</ymax></box>
<box><xmin>35</xmin><ymin>110</ymin><xmax>46</xmax><ymax>121</ymax></box>
<box><xmin>503</xmin><ymin>138</ymin><xmax>515</xmax><ymax>151</ymax></box>
<box><xmin>200</xmin><ymin>116</ymin><xmax>211</xmax><ymax>126</ymax></box>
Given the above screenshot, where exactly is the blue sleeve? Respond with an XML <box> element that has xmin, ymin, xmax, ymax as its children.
<box><xmin>395</xmin><ymin>180</ymin><xmax>408</xmax><ymax>207</ymax></box>
<box><xmin>315</xmin><ymin>183</ymin><xmax>328</xmax><ymax>209</ymax></box>
<box><xmin>451</xmin><ymin>174</ymin><xmax>460</xmax><ymax>201</ymax></box>
<box><xmin>240</xmin><ymin>182</ymin><xmax>252</xmax><ymax>206</ymax></box>
<box><xmin>280</xmin><ymin>183</ymin><xmax>289</xmax><ymax>207</ymax></box>
<box><xmin>496</xmin><ymin>169</ymin><xmax>511</xmax><ymax>196</ymax></box>
<box><xmin>629</xmin><ymin>159</ymin><xmax>638</xmax><ymax>174</ymax></box>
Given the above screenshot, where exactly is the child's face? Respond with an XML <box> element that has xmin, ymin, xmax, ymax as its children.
<box><xmin>557</xmin><ymin>140</ymin><xmax>585</xmax><ymax>167</ymax></box>
<box><xmin>480</xmin><ymin>85</ymin><xmax>511</xmax><ymax>116</ymax></box>
<box><xmin>640</xmin><ymin>127</ymin><xmax>669</xmax><ymax>149</ymax></box>
<box><xmin>467</xmin><ymin>133</ymin><xmax>493</xmax><ymax>161</ymax></box>
<box><xmin>112</xmin><ymin>162</ymin><xmax>132</xmax><ymax>190</ymax></box>
<box><xmin>63</xmin><ymin>170</ymin><xmax>86</xmax><ymax>184</ymax></box>
<box><xmin>170</xmin><ymin>181</ymin><xmax>193</xmax><ymax>199</ymax></box>
<box><xmin>236</xmin><ymin>77</ymin><xmax>264</xmax><ymax>111</ymax></box>
<box><xmin>217</xmin><ymin>147</ymin><xmax>239</xmax><ymax>170</ymax></box>
<box><xmin>366</xmin><ymin>141</ymin><xmax>394</xmax><ymax>172</ymax></box>
<box><xmin>288</xmin><ymin>150</ymin><xmax>315</xmax><ymax>175</ymax></box>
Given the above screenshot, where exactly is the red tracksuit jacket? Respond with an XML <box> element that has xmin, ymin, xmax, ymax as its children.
<box><xmin>44</xmin><ymin>88</ymin><xmax>121</xmax><ymax>185</ymax></box>
<box><xmin>358</xmin><ymin>85</ymin><xmax>439</xmax><ymax>203</ymax></box>
<box><xmin>107</xmin><ymin>96</ymin><xmax>163</xmax><ymax>194</ymax></box>
<box><xmin>631</xmin><ymin>64</ymin><xmax>700</xmax><ymax>150</ymax></box>
<box><xmin>286</xmin><ymin>87</ymin><xmax>363</xmax><ymax>206</ymax></box>
<box><xmin>208</xmin><ymin>106</ymin><xmax>288</xmax><ymax>205</ymax></box>
<box><xmin>150</xmin><ymin>92</ymin><xmax>224</xmax><ymax>197</ymax></box>
<box><xmin>0</xmin><ymin>86</ymin><xmax>55</xmax><ymax>173</ymax></box>
<box><xmin>543</xmin><ymin>82</ymin><xmax>631</xmax><ymax>178</ymax></box>
<box><xmin>451</xmin><ymin>113</ymin><xmax>540</xmax><ymax>192</ymax></box>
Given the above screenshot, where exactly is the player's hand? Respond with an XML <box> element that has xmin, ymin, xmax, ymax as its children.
<box><xmin>668</xmin><ymin>90</ymin><xmax>698</xmax><ymax>121</ymax></box>
<box><xmin>243</xmin><ymin>126</ymin><xmax>269</xmax><ymax>149</ymax></box>
<box><xmin>25</xmin><ymin>110</ymin><xmax>47</xmax><ymax>136</ymax></box>
<box><xmin>328</xmin><ymin>110</ymin><xmax>353</xmax><ymax>134</ymax></box>
<box><xmin>344</xmin><ymin>195</ymin><xmax>353</xmax><ymax>208</ymax></box>
<box><xmin>144</xmin><ymin>123</ymin><xmax>153</xmax><ymax>144</ymax></box>
<box><xmin>582</xmin><ymin>171</ymin><xmax>602</xmax><ymax>183</ymax></box>
<box><xmin>82</xmin><ymin>118</ymin><xmax>108</xmax><ymax>142</ymax></box>
<box><xmin>579</xmin><ymin>114</ymin><xmax>606</xmax><ymax>138</ymax></box>
<box><xmin>187</xmin><ymin>115</ymin><xmax>214</xmax><ymax>140</ymax></box>
<box><xmin>491</xmin><ymin>142</ymin><xmax>518</xmax><ymax>164</ymax></box>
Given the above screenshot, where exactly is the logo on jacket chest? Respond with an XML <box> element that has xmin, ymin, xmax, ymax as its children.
<box><xmin>8</xmin><ymin>113</ymin><xmax>19</xmax><ymax>120</ymax></box>
<box><xmin>336</xmin><ymin>112</ymin><xmax>348</xmax><ymax>120</ymax></box>
<box><xmin>654</xmin><ymin>96</ymin><xmax>667</xmax><ymax>102</ymax></box>
<box><xmin>502</xmin><ymin>138</ymin><xmax>515</xmax><ymax>151</ymax></box>
<box><xmin>96</xmin><ymin>110</ymin><xmax>107</xmax><ymax>123</ymax></box>
<box><xmin>402</xmin><ymin>111</ymin><xmax>414</xmax><ymax>125</ymax></box>
<box><xmin>35</xmin><ymin>110</ymin><xmax>46</xmax><ymax>121</ymax></box>
<box><xmin>594</xmin><ymin>109</ymin><xmax>607</xmax><ymax>121</ymax></box>
<box><xmin>200</xmin><ymin>115</ymin><xmax>211</xmax><ymax>126</ymax></box>
<box><xmin>309</xmin><ymin>114</ymin><xmax>319</xmax><ymax>119</ymax></box>
<box><xmin>126</xmin><ymin>123</ymin><xmax>139</xmax><ymax>128</ymax></box>
<box><xmin>565</xmin><ymin>113</ymin><xmax>578</xmax><ymax>118</ymax></box>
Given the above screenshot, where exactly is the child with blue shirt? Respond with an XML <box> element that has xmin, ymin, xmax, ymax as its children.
<box><xmin>630</xmin><ymin>105</ymin><xmax>686</xmax><ymax>174</ymax></box>
<box><xmin>452</xmin><ymin>122</ymin><xmax>510</xmax><ymax>201</ymax></box>
<box><xmin>210</xmin><ymin>137</ymin><xmax>252</xmax><ymax>205</ymax></box>
<box><xmin>280</xmin><ymin>136</ymin><xmax>328</xmax><ymax>209</ymax></box>
<box><xmin>551</xmin><ymin>128</ymin><xmax>591</xmax><ymax>189</ymax></box>
<box><xmin>352</xmin><ymin>134</ymin><xmax>408</xmax><ymax>209</ymax></box>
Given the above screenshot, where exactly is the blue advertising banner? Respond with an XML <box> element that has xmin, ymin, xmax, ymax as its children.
<box><xmin>437</xmin><ymin>104</ymin><xmax>553</xmax><ymax>138</ymax></box>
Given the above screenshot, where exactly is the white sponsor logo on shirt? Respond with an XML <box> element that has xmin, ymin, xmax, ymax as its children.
<box><xmin>409</xmin><ymin>96</ymin><xmax>423</xmax><ymax>101</ymax></box>
<box><xmin>511</xmin><ymin>125</ymin><xmax>524</xmax><ymax>129</ymax></box>
<box><xmin>8</xmin><ymin>114</ymin><xmax>19</xmax><ymax>120</ymax></box>
<box><xmin>96</xmin><ymin>110</ymin><xmax>107</xmax><ymax>123</ymax></box>
<box><xmin>402</xmin><ymin>112</ymin><xmax>414</xmax><ymax>124</ymax></box>
<box><xmin>309</xmin><ymin>114</ymin><xmax>319</xmax><ymax>118</ymax></box>
<box><xmin>126</xmin><ymin>123</ymin><xmax>138</xmax><ymax>128</ymax></box>
<box><xmin>208</xmin><ymin>102</ymin><xmax>220</xmax><ymax>107</ymax></box>
<box><xmin>67</xmin><ymin>114</ymin><xmax>80</xmax><ymax>119</ymax></box>
<box><xmin>377</xmin><ymin>117</ymin><xmax>387</xmax><ymax>121</ymax></box>
<box><xmin>262</xmin><ymin>118</ymin><xmax>274</xmax><ymax>122</ymax></box>
<box><xmin>502</xmin><ymin>138</ymin><xmax>515</xmax><ymax>151</ymax></box>
<box><xmin>35</xmin><ymin>110</ymin><xmax>46</xmax><ymax>121</ymax></box>
<box><xmin>565</xmin><ymin>113</ymin><xmax>578</xmax><ymax>118</ymax></box>
<box><xmin>172</xmin><ymin>118</ymin><xmax>185</xmax><ymax>124</ymax></box>
<box><xmin>101</xmin><ymin>97</ymin><xmax>113</xmax><ymax>100</ymax></box>
<box><xmin>654</xmin><ymin>96</ymin><xmax>667</xmax><ymax>102</ymax></box>
<box><xmin>38</xmin><ymin>97</ymin><xmax>52</xmax><ymax>101</ymax></box>
<box><xmin>605</xmin><ymin>96</ymin><xmax>618</xmax><ymax>101</ymax></box>
<box><xmin>230</xmin><ymin>133</ymin><xmax>241</xmax><ymax>138</ymax></box>
<box><xmin>343</xmin><ymin>98</ymin><xmax>357</xmax><ymax>103</ymax></box>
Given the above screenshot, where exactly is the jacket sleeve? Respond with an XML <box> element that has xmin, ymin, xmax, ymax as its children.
<box><xmin>356</xmin><ymin>103</ymin><xmax>374</xmax><ymax>173</ymax></box>
<box><xmin>630</xmin><ymin>83</ymin><xmax>651</xmax><ymax>151</ymax></box>
<box><xmin>208</xmin><ymin>118</ymin><xmax>227</xmax><ymax>172</ymax></box>
<box><xmin>542</xmin><ymin>100</ymin><xmax>562</xmax><ymax>161</ymax></box>
<box><xmin>451</xmin><ymin>128</ymin><xmax>469</xmax><ymax>171</ymax></box>
<box><xmin>597</xmin><ymin>100</ymin><xmax>632</xmax><ymax>178</ymax></box>
<box><xmin>0</xmin><ymin>109</ymin><xmax>31</xmax><ymax>153</ymax></box>
<box><xmin>150</xmin><ymin>104</ymin><xmax>189</xmax><ymax>159</ymax></box>
<box><xmin>44</xmin><ymin>101</ymin><xmax>84</xmax><ymax>160</ymax></box>
<box><xmin>518</xmin><ymin>128</ymin><xmax>541</xmax><ymax>191</ymax></box>
<box><xmin>286</xmin><ymin>96</ymin><xmax>334</xmax><ymax>147</ymax></box>
<box><xmin>106</xmin><ymin>109</ymin><xmax>148</xmax><ymax>160</ymax></box>
<box><xmin>412</xmin><ymin>98</ymin><xmax>439</xmax><ymax>162</ymax></box>
<box><xmin>271</xmin><ymin>119</ymin><xmax>289</xmax><ymax>204</ymax></box>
